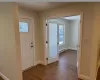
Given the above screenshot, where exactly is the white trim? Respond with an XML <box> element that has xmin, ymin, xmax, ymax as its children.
<box><xmin>58</xmin><ymin>24</ymin><xmax>65</xmax><ymax>46</ymax></box>
<box><xmin>97</xmin><ymin>59</ymin><xmax>100</xmax><ymax>70</ymax></box>
<box><xmin>67</xmin><ymin>47</ymin><xmax>78</xmax><ymax>50</ymax></box>
<box><xmin>31</xmin><ymin>18</ymin><xmax>36</xmax><ymax>67</ymax></box>
<box><xmin>19</xmin><ymin>17</ymin><xmax>36</xmax><ymax>70</ymax></box>
<box><xmin>59</xmin><ymin>48</ymin><xmax>78</xmax><ymax>53</ymax></box>
<box><xmin>77</xmin><ymin>13</ymin><xmax>83</xmax><ymax>78</ymax></box>
<box><xmin>59</xmin><ymin>48</ymin><xmax>67</xmax><ymax>53</ymax></box>
<box><xmin>78</xmin><ymin>74</ymin><xmax>90</xmax><ymax>80</ymax></box>
<box><xmin>44</xmin><ymin>13</ymin><xmax>83</xmax><ymax>77</ymax></box>
<box><xmin>35</xmin><ymin>60</ymin><xmax>45</xmax><ymax>66</ymax></box>
<box><xmin>0</xmin><ymin>72</ymin><xmax>9</xmax><ymax>80</ymax></box>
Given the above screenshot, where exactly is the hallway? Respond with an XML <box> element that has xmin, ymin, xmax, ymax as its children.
<box><xmin>23</xmin><ymin>50</ymin><xmax>78</xmax><ymax>80</ymax></box>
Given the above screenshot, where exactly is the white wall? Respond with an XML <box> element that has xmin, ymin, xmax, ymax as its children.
<box><xmin>0</xmin><ymin>3</ymin><xmax>22</xmax><ymax>80</ymax></box>
<box><xmin>47</xmin><ymin>18</ymin><xmax>80</xmax><ymax>51</ymax></box>
<box><xmin>68</xmin><ymin>20</ymin><xmax>80</xmax><ymax>50</ymax></box>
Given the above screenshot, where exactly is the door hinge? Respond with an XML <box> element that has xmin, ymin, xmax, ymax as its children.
<box><xmin>46</xmin><ymin>41</ymin><xmax>48</xmax><ymax>43</ymax></box>
<box><xmin>46</xmin><ymin>58</ymin><xmax>48</xmax><ymax>60</ymax></box>
<box><xmin>46</xmin><ymin>24</ymin><xmax>47</xmax><ymax>26</ymax></box>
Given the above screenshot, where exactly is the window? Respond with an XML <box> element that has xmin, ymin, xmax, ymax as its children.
<box><xmin>59</xmin><ymin>24</ymin><xmax>65</xmax><ymax>45</ymax></box>
<box><xmin>19</xmin><ymin>22</ymin><xmax>28</xmax><ymax>32</ymax></box>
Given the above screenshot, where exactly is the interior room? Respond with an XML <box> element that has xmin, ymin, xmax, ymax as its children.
<box><xmin>1</xmin><ymin>2</ymin><xmax>100</xmax><ymax>80</ymax></box>
<box><xmin>40</xmin><ymin>15</ymin><xmax>81</xmax><ymax>80</ymax></box>
<box><xmin>46</xmin><ymin>15</ymin><xmax>80</xmax><ymax>65</ymax></box>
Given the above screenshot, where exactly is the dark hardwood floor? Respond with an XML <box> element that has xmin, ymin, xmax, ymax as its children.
<box><xmin>96</xmin><ymin>67</ymin><xmax>100</xmax><ymax>80</ymax></box>
<box><xmin>23</xmin><ymin>50</ymin><xmax>81</xmax><ymax>80</ymax></box>
<box><xmin>0</xmin><ymin>76</ymin><xmax>4</xmax><ymax>80</ymax></box>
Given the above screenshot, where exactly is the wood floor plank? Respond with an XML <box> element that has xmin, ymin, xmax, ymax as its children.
<box><xmin>23</xmin><ymin>50</ymin><xmax>82</xmax><ymax>80</ymax></box>
<box><xmin>96</xmin><ymin>67</ymin><xmax>100</xmax><ymax>80</ymax></box>
<box><xmin>0</xmin><ymin>76</ymin><xmax>4</xmax><ymax>80</ymax></box>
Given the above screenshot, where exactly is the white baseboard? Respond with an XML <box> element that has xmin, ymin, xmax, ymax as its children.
<box><xmin>59</xmin><ymin>48</ymin><xmax>67</xmax><ymax>53</ymax></box>
<box><xmin>78</xmin><ymin>74</ymin><xmax>90</xmax><ymax>80</ymax></box>
<box><xmin>59</xmin><ymin>48</ymin><xmax>77</xmax><ymax>53</ymax></box>
<box><xmin>0</xmin><ymin>72</ymin><xmax>9</xmax><ymax>80</ymax></box>
<box><xmin>35</xmin><ymin>60</ymin><xmax>45</xmax><ymax>66</ymax></box>
<box><xmin>67</xmin><ymin>47</ymin><xmax>77</xmax><ymax>50</ymax></box>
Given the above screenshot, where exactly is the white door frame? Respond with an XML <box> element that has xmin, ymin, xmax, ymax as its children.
<box><xmin>19</xmin><ymin>16</ymin><xmax>36</xmax><ymax>71</ymax></box>
<box><xmin>44</xmin><ymin>13</ymin><xmax>83</xmax><ymax>78</ymax></box>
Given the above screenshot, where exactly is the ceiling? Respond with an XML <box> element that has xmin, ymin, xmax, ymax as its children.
<box><xmin>18</xmin><ymin>2</ymin><xmax>67</xmax><ymax>11</ymax></box>
<box><xmin>62</xmin><ymin>15</ymin><xmax>80</xmax><ymax>20</ymax></box>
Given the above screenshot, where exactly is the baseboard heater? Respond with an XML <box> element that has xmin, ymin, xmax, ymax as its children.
<box><xmin>59</xmin><ymin>48</ymin><xmax>77</xmax><ymax>54</ymax></box>
<box><xmin>59</xmin><ymin>49</ymin><xmax>67</xmax><ymax>53</ymax></box>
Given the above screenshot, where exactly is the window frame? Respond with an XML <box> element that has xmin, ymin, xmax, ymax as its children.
<box><xmin>19</xmin><ymin>22</ymin><xmax>29</xmax><ymax>32</ymax></box>
<box><xmin>58</xmin><ymin>24</ymin><xmax>65</xmax><ymax>46</ymax></box>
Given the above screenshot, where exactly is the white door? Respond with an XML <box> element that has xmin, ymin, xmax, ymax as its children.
<box><xmin>19</xmin><ymin>18</ymin><xmax>34</xmax><ymax>70</ymax></box>
<box><xmin>47</xmin><ymin>23</ymin><xmax>59</xmax><ymax>64</ymax></box>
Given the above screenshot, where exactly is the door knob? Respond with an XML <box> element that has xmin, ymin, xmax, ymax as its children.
<box><xmin>57</xmin><ymin>42</ymin><xmax>59</xmax><ymax>44</ymax></box>
<box><xmin>31</xmin><ymin>42</ymin><xmax>33</xmax><ymax>44</ymax></box>
<box><xmin>31</xmin><ymin>45</ymin><xmax>34</xmax><ymax>48</ymax></box>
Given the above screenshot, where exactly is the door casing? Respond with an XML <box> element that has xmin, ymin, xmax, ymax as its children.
<box><xmin>44</xmin><ymin>13</ymin><xmax>83</xmax><ymax>78</ymax></box>
<box><xmin>19</xmin><ymin>16</ymin><xmax>36</xmax><ymax>71</ymax></box>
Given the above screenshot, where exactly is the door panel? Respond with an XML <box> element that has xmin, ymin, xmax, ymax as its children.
<box><xmin>19</xmin><ymin>18</ymin><xmax>34</xmax><ymax>70</ymax></box>
<box><xmin>47</xmin><ymin>23</ymin><xmax>59</xmax><ymax>64</ymax></box>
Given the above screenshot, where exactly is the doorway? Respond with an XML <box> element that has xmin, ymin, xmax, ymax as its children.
<box><xmin>46</xmin><ymin>23</ymin><xmax>59</xmax><ymax>64</ymax></box>
<box><xmin>19</xmin><ymin>17</ymin><xmax>35</xmax><ymax>71</ymax></box>
<box><xmin>45</xmin><ymin>15</ymin><xmax>82</xmax><ymax>75</ymax></box>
